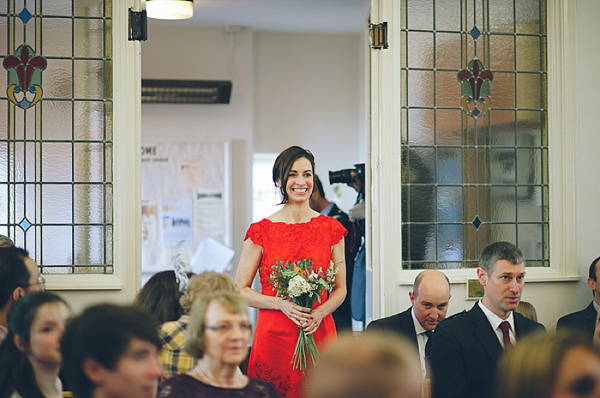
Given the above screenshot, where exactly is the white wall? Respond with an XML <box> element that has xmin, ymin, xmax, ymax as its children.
<box><xmin>139</xmin><ymin>26</ymin><xmax>364</xmax><ymax>278</ymax></box>
<box><xmin>386</xmin><ymin>0</ymin><xmax>600</xmax><ymax>330</ymax></box>
<box><xmin>254</xmin><ymin>32</ymin><xmax>363</xmax><ymax>212</ymax></box>
<box><xmin>141</xmin><ymin>25</ymin><xmax>255</xmax><ymax>274</ymax></box>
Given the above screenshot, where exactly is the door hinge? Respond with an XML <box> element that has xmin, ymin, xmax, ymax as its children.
<box><xmin>128</xmin><ymin>9</ymin><xmax>148</xmax><ymax>41</ymax></box>
<box><xmin>369</xmin><ymin>22</ymin><xmax>388</xmax><ymax>50</ymax></box>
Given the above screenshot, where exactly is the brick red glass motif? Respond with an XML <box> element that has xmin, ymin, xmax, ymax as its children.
<box><xmin>3</xmin><ymin>44</ymin><xmax>47</xmax><ymax>109</ymax></box>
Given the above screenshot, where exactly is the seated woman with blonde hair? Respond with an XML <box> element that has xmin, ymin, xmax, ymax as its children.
<box><xmin>159</xmin><ymin>272</ymin><xmax>238</xmax><ymax>380</ymax></box>
<box><xmin>496</xmin><ymin>332</ymin><xmax>600</xmax><ymax>398</ymax></box>
<box><xmin>157</xmin><ymin>291</ymin><xmax>280</xmax><ymax>398</ymax></box>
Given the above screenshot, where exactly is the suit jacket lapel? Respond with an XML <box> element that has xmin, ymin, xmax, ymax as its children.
<box><xmin>400</xmin><ymin>307</ymin><xmax>419</xmax><ymax>347</ymax></box>
<box><xmin>471</xmin><ymin>303</ymin><xmax>503</xmax><ymax>362</ymax></box>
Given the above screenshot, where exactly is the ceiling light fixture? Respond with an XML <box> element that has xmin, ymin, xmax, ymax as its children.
<box><xmin>146</xmin><ymin>0</ymin><xmax>193</xmax><ymax>20</ymax></box>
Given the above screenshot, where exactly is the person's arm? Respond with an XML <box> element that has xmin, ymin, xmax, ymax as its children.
<box><xmin>430</xmin><ymin>322</ymin><xmax>466</xmax><ymax>398</ymax></box>
<box><xmin>303</xmin><ymin>239</ymin><xmax>347</xmax><ymax>335</ymax></box>
<box><xmin>234</xmin><ymin>238</ymin><xmax>311</xmax><ymax>328</ymax></box>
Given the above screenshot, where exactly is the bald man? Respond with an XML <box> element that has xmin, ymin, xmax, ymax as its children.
<box><xmin>366</xmin><ymin>270</ymin><xmax>451</xmax><ymax>378</ymax></box>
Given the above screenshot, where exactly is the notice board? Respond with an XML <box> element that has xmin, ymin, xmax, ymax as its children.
<box><xmin>141</xmin><ymin>142</ymin><xmax>232</xmax><ymax>276</ymax></box>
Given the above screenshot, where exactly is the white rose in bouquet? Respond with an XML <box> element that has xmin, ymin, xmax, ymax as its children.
<box><xmin>288</xmin><ymin>275</ymin><xmax>311</xmax><ymax>297</ymax></box>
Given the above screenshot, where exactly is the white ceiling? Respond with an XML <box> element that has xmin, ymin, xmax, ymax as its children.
<box><xmin>146</xmin><ymin>0</ymin><xmax>368</xmax><ymax>34</ymax></box>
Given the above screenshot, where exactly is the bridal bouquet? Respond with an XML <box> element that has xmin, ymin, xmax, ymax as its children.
<box><xmin>269</xmin><ymin>259</ymin><xmax>338</xmax><ymax>373</ymax></box>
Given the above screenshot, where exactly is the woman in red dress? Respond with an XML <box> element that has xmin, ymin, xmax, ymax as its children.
<box><xmin>235</xmin><ymin>146</ymin><xmax>347</xmax><ymax>398</ymax></box>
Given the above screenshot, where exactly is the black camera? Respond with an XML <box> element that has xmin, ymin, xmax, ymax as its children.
<box><xmin>329</xmin><ymin>163</ymin><xmax>365</xmax><ymax>185</ymax></box>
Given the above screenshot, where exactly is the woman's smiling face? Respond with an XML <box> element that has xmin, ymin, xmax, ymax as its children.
<box><xmin>282</xmin><ymin>157</ymin><xmax>314</xmax><ymax>204</ymax></box>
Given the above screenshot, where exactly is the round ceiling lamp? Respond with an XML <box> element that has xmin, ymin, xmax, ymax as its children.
<box><xmin>146</xmin><ymin>0</ymin><xmax>194</xmax><ymax>20</ymax></box>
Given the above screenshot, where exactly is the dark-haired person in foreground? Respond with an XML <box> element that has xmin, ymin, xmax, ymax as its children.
<box><xmin>61</xmin><ymin>304</ymin><xmax>163</xmax><ymax>398</ymax></box>
<box><xmin>0</xmin><ymin>247</ymin><xmax>43</xmax><ymax>342</ymax></box>
<box><xmin>556</xmin><ymin>255</ymin><xmax>600</xmax><ymax>342</ymax></box>
<box><xmin>431</xmin><ymin>242</ymin><xmax>545</xmax><ymax>398</ymax></box>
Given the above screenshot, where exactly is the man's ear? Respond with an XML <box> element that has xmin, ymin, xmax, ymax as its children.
<box><xmin>83</xmin><ymin>358</ymin><xmax>107</xmax><ymax>385</ymax></box>
<box><xmin>11</xmin><ymin>287</ymin><xmax>24</xmax><ymax>302</ymax></box>
<box><xmin>476</xmin><ymin>267</ymin><xmax>487</xmax><ymax>287</ymax></box>
<box><xmin>409</xmin><ymin>291</ymin><xmax>416</xmax><ymax>307</ymax></box>
<box><xmin>588</xmin><ymin>278</ymin><xmax>596</xmax><ymax>291</ymax></box>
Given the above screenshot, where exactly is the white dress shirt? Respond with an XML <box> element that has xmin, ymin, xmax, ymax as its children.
<box><xmin>411</xmin><ymin>307</ymin><xmax>429</xmax><ymax>378</ymax></box>
<box><xmin>478</xmin><ymin>300</ymin><xmax>515</xmax><ymax>348</ymax></box>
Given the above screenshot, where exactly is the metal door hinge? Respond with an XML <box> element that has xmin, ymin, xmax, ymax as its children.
<box><xmin>129</xmin><ymin>9</ymin><xmax>148</xmax><ymax>41</ymax></box>
<box><xmin>370</xmin><ymin>22</ymin><xmax>388</xmax><ymax>50</ymax></box>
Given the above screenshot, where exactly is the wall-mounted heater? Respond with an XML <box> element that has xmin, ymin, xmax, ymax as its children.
<box><xmin>141</xmin><ymin>79</ymin><xmax>232</xmax><ymax>104</ymax></box>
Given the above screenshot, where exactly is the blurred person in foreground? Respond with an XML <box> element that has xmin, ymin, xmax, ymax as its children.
<box><xmin>305</xmin><ymin>332</ymin><xmax>422</xmax><ymax>398</ymax></box>
<box><xmin>0</xmin><ymin>292</ymin><xmax>70</xmax><ymax>398</ymax></box>
<box><xmin>496</xmin><ymin>332</ymin><xmax>600</xmax><ymax>398</ymax></box>
<box><xmin>158</xmin><ymin>291</ymin><xmax>280</xmax><ymax>398</ymax></box>
<box><xmin>431</xmin><ymin>241</ymin><xmax>545</xmax><ymax>398</ymax></box>
<box><xmin>61</xmin><ymin>304</ymin><xmax>163</xmax><ymax>398</ymax></box>
<box><xmin>159</xmin><ymin>272</ymin><xmax>239</xmax><ymax>379</ymax></box>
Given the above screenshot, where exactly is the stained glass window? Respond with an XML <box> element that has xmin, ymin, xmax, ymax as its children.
<box><xmin>401</xmin><ymin>0</ymin><xmax>548</xmax><ymax>269</ymax></box>
<box><xmin>0</xmin><ymin>0</ymin><xmax>113</xmax><ymax>274</ymax></box>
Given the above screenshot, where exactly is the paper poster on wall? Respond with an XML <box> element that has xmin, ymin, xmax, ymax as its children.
<box><xmin>179</xmin><ymin>156</ymin><xmax>203</xmax><ymax>190</ymax></box>
<box><xmin>161</xmin><ymin>199</ymin><xmax>193</xmax><ymax>247</ymax></box>
<box><xmin>190</xmin><ymin>236</ymin><xmax>235</xmax><ymax>273</ymax></box>
<box><xmin>195</xmin><ymin>189</ymin><xmax>225</xmax><ymax>236</ymax></box>
<box><xmin>142</xmin><ymin>199</ymin><xmax>157</xmax><ymax>243</ymax></box>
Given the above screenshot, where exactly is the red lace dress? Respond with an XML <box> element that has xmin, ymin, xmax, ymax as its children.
<box><xmin>245</xmin><ymin>215</ymin><xmax>347</xmax><ymax>398</ymax></box>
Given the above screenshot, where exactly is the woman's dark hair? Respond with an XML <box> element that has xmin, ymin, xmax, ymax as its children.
<box><xmin>0</xmin><ymin>292</ymin><xmax>68</xmax><ymax>398</ymax></box>
<box><xmin>134</xmin><ymin>270</ymin><xmax>183</xmax><ymax>325</ymax></box>
<box><xmin>272</xmin><ymin>146</ymin><xmax>316</xmax><ymax>204</ymax></box>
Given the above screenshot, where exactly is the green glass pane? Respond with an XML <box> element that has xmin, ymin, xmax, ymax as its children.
<box><xmin>516</xmin><ymin>36</ymin><xmax>541</xmax><ymax>71</ymax></box>
<box><xmin>516</xmin><ymin>0</ymin><xmax>541</xmax><ymax>34</ymax></box>
<box><xmin>516</xmin><ymin>73</ymin><xmax>542</xmax><ymax>109</ymax></box>
<box><xmin>74</xmin><ymin>226</ymin><xmax>104</xmax><ymax>264</ymax></box>
<box><xmin>74</xmin><ymin>101</ymin><xmax>104</xmax><ymax>140</ymax></box>
<box><xmin>74</xmin><ymin>60</ymin><xmax>105</xmax><ymax>99</ymax></box>
<box><xmin>74</xmin><ymin>142</ymin><xmax>104</xmax><ymax>182</ymax></box>
<box><xmin>74</xmin><ymin>18</ymin><xmax>104</xmax><ymax>58</ymax></box>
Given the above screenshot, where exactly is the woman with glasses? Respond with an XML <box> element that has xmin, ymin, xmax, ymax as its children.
<box><xmin>0</xmin><ymin>291</ymin><xmax>70</xmax><ymax>398</ymax></box>
<box><xmin>157</xmin><ymin>291</ymin><xmax>280</xmax><ymax>398</ymax></box>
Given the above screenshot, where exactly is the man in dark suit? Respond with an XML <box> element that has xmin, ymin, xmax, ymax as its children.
<box><xmin>431</xmin><ymin>242</ymin><xmax>545</xmax><ymax>398</ymax></box>
<box><xmin>310</xmin><ymin>175</ymin><xmax>357</xmax><ymax>332</ymax></box>
<box><xmin>556</xmin><ymin>256</ymin><xmax>600</xmax><ymax>342</ymax></box>
<box><xmin>366</xmin><ymin>270</ymin><xmax>451</xmax><ymax>378</ymax></box>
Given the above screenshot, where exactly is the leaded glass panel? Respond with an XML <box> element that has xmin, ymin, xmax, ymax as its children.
<box><xmin>0</xmin><ymin>0</ymin><xmax>113</xmax><ymax>274</ymax></box>
<box><xmin>401</xmin><ymin>0</ymin><xmax>548</xmax><ymax>269</ymax></box>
